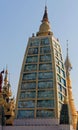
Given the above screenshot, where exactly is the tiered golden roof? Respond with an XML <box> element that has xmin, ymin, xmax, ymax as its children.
<box><xmin>0</xmin><ymin>69</ymin><xmax>15</xmax><ymax>126</ymax></box>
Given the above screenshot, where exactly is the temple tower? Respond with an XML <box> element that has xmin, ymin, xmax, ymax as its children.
<box><xmin>16</xmin><ymin>6</ymin><xmax>67</xmax><ymax>120</ymax></box>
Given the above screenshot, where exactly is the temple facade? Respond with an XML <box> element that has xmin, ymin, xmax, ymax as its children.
<box><xmin>0</xmin><ymin>6</ymin><xmax>77</xmax><ymax>130</ymax></box>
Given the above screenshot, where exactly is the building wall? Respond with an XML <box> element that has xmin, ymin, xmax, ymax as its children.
<box><xmin>16</xmin><ymin>35</ymin><xmax>67</xmax><ymax>119</ymax></box>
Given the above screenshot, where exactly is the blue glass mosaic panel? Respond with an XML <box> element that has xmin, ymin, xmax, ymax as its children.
<box><xmin>26</xmin><ymin>56</ymin><xmax>38</xmax><ymax>63</ymax></box>
<box><xmin>57</xmin><ymin>75</ymin><xmax>66</xmax><ymax>87</ymax></box>
<box><xmin>37</xmin><ymin>100</ymin><xmax>54</xmax><ymax>108</ymax></box>
<box><xmin>40</xmin><ymin>46</ymin><xmax>51</xmax><ymax>54</ymax></box>
<box><xmin>28</xmin><ymin>48</ymin><xmax>38</xmax><ymax>55</ymax></box>
<box><xmin>58</xmin><ymin>93</ymin><xmax>62</xmax><ymax>101</ymax></box>
<box><xmin>61</xmin><ymin>69</ymin><xmax>65</xmax><ymax>78</ymax></box>
<box><xmin>40</xmin><ymin>38</ymin><xmax>50</xmax><ymax>45</ymax></box>
<box><xmin>38</xmin><ymin>72</ymin><xmax>53</xmax><ymax>79</ymax></box>
<box><xmin>61</xmin><ymin>78</ymin><xmax>66</xmax><ymax>86</ymax></box>
<box><xmin>38</xmin><ymin>81</ymin><xmax>53</xmax><ymax>89</ymax></box>
<box><xmin>57</xmin><ymin>74</ymin><xmax>61</xmax><ymax>82</ymax></box>
<box><xmin>56</xmin><ymin>65</ymin><xmax>60</xmax><ymax>74</ymax></box>
<box><xmin>24</xmin><ymin>64</ymin><xmax>37</xmax><ymax>71</ymax></box>
<box><xmin>38</xmin><ymin>90</ymin><xmax>54</xmax><ymax>98</ymax></box>
<box><xmin>62</xmin><ymin>87</ymin><xmax>67</xmax><ymax>95</ymax></box>
<box><xmin>29</xmin><ymin>39</ymin><xmax>40</xmax><ymax>46</ymax></box>
<box><xmin>58</xmin><ymin>92</ymin><xmax>65</xmax><ymax>101</ymax></box>
<box><xmin>59</xmin><ymin>61</ymin><xmax>64</xmax><ymax>69</ymax></box>
<box><xmin>20</xmin><ymin>91</ymin><xmax>36</xmax><ymax>99</ymax></box>
<box><xmin>58</xmin><ymin>83</ymin><xmax>67</xmax><ymax>96</ymax></box>
<box><xmin>58</xmin><ymin>83</ymin><xmax>62</xmax><ymax>92</ymax></box>
<box><xmin>55</xmin><ymin>50</ymin><xmax>58</xmax><ymax>57</ymax></box>
<box><xmin>59</xmin><ymin>53</ymin><xmax>62</xmax><ymax>60</ymax></box>
<box><xmin>37</xmin><ymin>110</ymin><xmax>55</xmax><ymax>118</ymax></box>
<box><xmin>53</xmin><ymin>41</ymin><xmax>57</xmax><ymax>48</ymax></box>
<box><xmin>40</xmin><ymin>54</ymin><xmax>51</xmax><ymax>62</ymax></box>
<box><xmin>18</xmin><ymin>101</ymin><xmax>35</xmax><ymax>108</ymax></box>
<box><xmin>21</xmin><ymin>82</ymin><xmax>36</xmax><ymax>90</ymax></box>
<box><xmin>17</xmin><ymin>110</ymin><xmax>34</xmax><ymax>118</ymax></box>
<box><xmin>55</xmin><ymin>58</ymin><xmax>64</xmax><ymax>69</ymax></box>
<box><xmin>23</xmin><ymin>73</ymin><xmax>36</xmax><ymax>80</ymax></box>
<box><xmin>39</xmin><ymin>63</ymin><xmax>52</xmax><ymax>70</ymax></box>
<box><xmin>55</xmin><ymin>58</ymin><xmax>59</xmax><ymax>65</ymax></box>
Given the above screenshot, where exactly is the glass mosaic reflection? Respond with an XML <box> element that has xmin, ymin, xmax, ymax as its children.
<box><xmin>24</xmin><ymin>64</ymin><xmax>37</xmax><ymax>71</ymax></box>
<box><xmin>17</xmin><ymin>110</ymin><xmax>34</xmax><ymax>118</ymax></box>
<box><xmin>26</xmin><ymin>56</ymin><xmax>38</xmax><ymax>63</ymax></box>
<box><xmin>38</xmin><ymin>90</ymin><xmax>54</xmax><ymax>98</ymax></box>
<box><xmin>20</xmin><ymin>91</ymin><xmax>36</xmax><ymax>99</ymax></box>
<box><xmin>40</xmin><ymin>54</ymin><xmax>51</xmax><ymax>62</ymax></box>
<box><xmin>37</xmin><ymin>110</ymin><xmax>55</xmax><ymax>118</ymax></box>
<box><xmin>40</xmin><ymin>46</ymin><xmax>51</xmax><ymax>54</ymax></box>
<box><xmin>37</xmin><ymin>100</ymin><xmax>54</xmax><ymax>108</ymax></box>
<box><xmin>21</xmin><ymin>82</ymin><xmax>36</xmax><ymax>90</ymax></box>
<box><xmin>30</xmin><ymin>39</ymin><xmax>40</xmax><ymax>46</ymax></box>
<box><xmin>38</xmin><ymin>72</ymin><xmax>53</xmax><ymax>79</ymax></box>
<box><xmin>39</xmin><ymin>63</ymin><xmax>52</xmax><ymax>70</ymax></box>
<box><xmin>18</xmin><ymin>100</ymin><xmax>35</xmax><ymax>108</ymax></box>
<box><xmin>40</xmin><ymin>38</ymin><xmax>50</xmax><ymax>46</ymax></box>
<box><xmin>28</xmin><ymin>48</ymin><xmax>38</xmax><ymax>55</ymax></box>
<box><xmin>38</xmin><ymin>81</ymin><xmax>53</xmax><ymax>89</ymax></box>
<box><xmin>23</xmin><ymin>73</ymin><xmax>36</xmax><ymax>80</ymax></box>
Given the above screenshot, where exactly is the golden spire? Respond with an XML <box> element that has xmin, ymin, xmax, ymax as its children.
<box><xmin>65</xmin><ymin>42</ymin><xmax>77</xmax><ymax>129</ymax></box>
<box><xmin>64</xmin><ymin>41</ymin><xmax>72</xmax><ymax>76</ymax></box>
<box><xmin>37</xmin><ymin>6</ymin><xmax>53</xmax><ymax>36</ymax></box>
<box><xmin>42</xmin><ymin>6</ymin><xmax>49</xmax><ymax>23</ymax></box>
<box><xmin>4</xmin><ymin>68</ymin><xmax>8</xmax><ymax>86</ymax></box>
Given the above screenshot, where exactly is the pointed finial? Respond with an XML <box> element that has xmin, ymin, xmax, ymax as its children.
<box><xmin>42</xmin><ymin>5</ymin><xmax>49</xmax><ymax>23</ymax></box>
<box><xmin>37</xmin><ymin>5</ymin><xmax>53</xmax><ymax>36</ymax></box>
<box><xmin>64</xmin><ymin>41</ymin><xmax>72</xmax><ymax>76</ymax></box>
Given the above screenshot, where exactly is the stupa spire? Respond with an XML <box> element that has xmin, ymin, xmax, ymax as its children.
<box><xmin>37</xmin><ymin>6</ymin><xmax>53</xmax><ymax>36</ymax></box>
<box><xmin>42</xmin><ymin>6</ymin><xmax>49</xmax><ymax>23</ymax></box>
<box><xmin>64</xmin><ymin>41</ymin><xmax>72</xmax><ymax>76</ymax></box>
<box><xmin>65</xmin><ymin>41</ymin><xmax>77</xmax><ymax>129</ymax></box>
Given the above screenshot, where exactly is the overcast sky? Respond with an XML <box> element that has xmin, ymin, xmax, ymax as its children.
<box><xmin>0</xmin><ymin>0</ymin><xmax>78</xmax><ymax>109</ymax></box>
